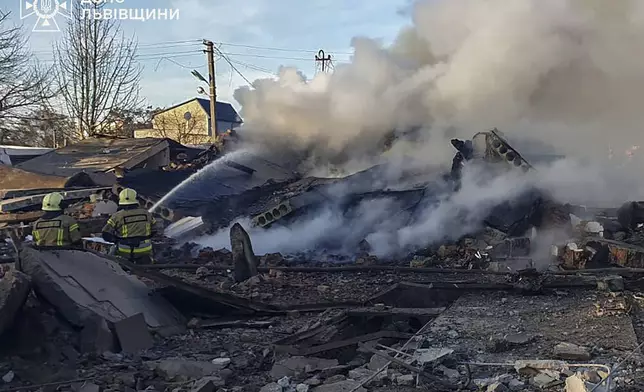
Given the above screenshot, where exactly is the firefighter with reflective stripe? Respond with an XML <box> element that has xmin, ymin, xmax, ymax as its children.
<box><xmin>32</xmin><ymin>192</ymin><xmax>82</xmax><ymax>248</ymax></box>
<box><xmin>101</xmin><ymin>188</ymin><xmax>160</xmax><ymax>263</ymax></box>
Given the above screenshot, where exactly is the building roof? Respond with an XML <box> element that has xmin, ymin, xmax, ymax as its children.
<box><xmin>155</xmin><ymin>98</ymin><xmax>242</xmax><ymax>123</ymax></box>
<box><xmin>16</xmin><ymin>137</ymin><xmax>169</xmax><ymax>177</ymax></box>
<box><xmin>119</xmin><ymin>151</ymin><xmax>298</xmax><ymax>204</ymax></box>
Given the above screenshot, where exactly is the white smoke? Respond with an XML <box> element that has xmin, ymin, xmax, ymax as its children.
<box><xmin>194</xmin><ymin>0</ymin><xmax>644</xmax><ymax>257</ymax></box>
<box><xmin>235</xmin><ymin>0</ymin><xmax>644</xmax><ymax>170</ymax></box>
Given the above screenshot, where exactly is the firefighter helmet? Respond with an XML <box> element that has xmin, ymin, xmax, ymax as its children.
<box><xmin>118</xmin><ymin>188</ymin><xmax>138</xmax><ymax>206</ymax></box>
<box><xmin>42</xmin><ymin>192</ymin><xmax>64</xmax><ymax>211</ymax></box>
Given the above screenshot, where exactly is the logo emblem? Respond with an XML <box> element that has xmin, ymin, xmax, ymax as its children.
<box><xmin>20</xmin><ymin>0</ymin><xmax>73</xmax><ymax>33</ymax></box>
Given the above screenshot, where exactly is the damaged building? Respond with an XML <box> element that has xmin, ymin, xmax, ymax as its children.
<box><xmin>0</xmin><ymin>130</ymin><xmax>642</xmax><ymax>392</ymax></box>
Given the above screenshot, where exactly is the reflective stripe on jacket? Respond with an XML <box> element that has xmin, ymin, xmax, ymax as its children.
<box><xmin>102</xmin><ymin>208</ymin><xmax>158</xmax><ymax>255</ymax></box>
<box><xmin>33</xmin><ymin>214</ymin><xmax>81</xmax><ymax>247</ymax></box>
<box><xmin>117</xmin><ymin>239</ymin><xmax>152</xmax><ymax>255</ymax></box>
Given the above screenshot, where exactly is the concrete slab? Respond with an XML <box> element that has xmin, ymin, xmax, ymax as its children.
<box><xmin>113</xmin><ymin>313</ymin><xmax>154</xmax><ymax>353</ymax></box>
<box><xmin>0</xmin><ymin>267</ymin><xmax>30</xmax><ymax>336</ymax></box>
<box><xmin>19</xmin><ymin>247</ymin><xmax>185</xmax><ymax>330</ymax></box>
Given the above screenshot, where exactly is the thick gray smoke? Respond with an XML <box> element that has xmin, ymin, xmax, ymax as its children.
<box><xmin>235</xmin><ymin>0</ymin><xmax>644</xmax><ymax>168</ymax></box>
<box><xmin>194</xmin><ymin>0</ymin><xmax>644</xmax><ymax>257</ymax></box>
<box><xmin>194</xmin><ymin>161</ymin><xmax>622</xmax><ymax>257</ymax></box>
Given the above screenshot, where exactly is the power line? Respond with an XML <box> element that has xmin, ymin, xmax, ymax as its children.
<box><xmin>216</xmin><ymin>41</ymin><xmax>353</xmax><ymax>55</ymax></box>
<box><xmin>217</xmin><ymin>52</ymin><xmax>344</xmax><ymax>61</ymax></box>
<box><xmin>30</xmin><ymin>41</ymin><xmax>201</xmax><ymax>56</ymax></box>
<box><xmin>137</xmin><ymin>39</ymin><xmax>201</xmax><ymax>47</ymax></box>
<box><xmin>214</xmin><ymin>47</ymin><xmax>253</xmax><ymax>85</ymax></box>
<box><xmin>31</xmin><ymin>39</ymin><xmax>353</xmax><ymax>57</ymax></box>
<box><xmin>33</xmin><ymin>50</ymin><xmax>203</xmax><ymax>63</ymax></box>
<box><xmin>227</xmin><ymin>59</ymin><xmax>277</xmax><ymax>76</ymax></box>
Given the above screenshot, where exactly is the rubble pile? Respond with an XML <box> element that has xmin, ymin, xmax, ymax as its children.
<box><xmin>0</xmin><ymin>130</ymin><xmax>642</xmax><ymax>391</ymax></box>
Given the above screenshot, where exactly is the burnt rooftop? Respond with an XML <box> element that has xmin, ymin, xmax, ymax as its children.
<box><xmin>16</xmin><ymin>137</ymin><xmax>171</xmax><ymax>177</ymax></box>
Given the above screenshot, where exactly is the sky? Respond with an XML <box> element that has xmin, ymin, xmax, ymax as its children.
<box><xmin>4</xmin><ymin>0</ymin><xmax>410</xmax><ymax>110</ymax></box>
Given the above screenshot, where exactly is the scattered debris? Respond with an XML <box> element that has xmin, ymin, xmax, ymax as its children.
<box><xmin>0</xmin><ymin>132</ymin><xmax>643</xmax><ymax>391</ymax></box>
<box><xmin>554</xmin><ymin>342</ymin><xmax>592</xmax><ymax>361</ymax></box>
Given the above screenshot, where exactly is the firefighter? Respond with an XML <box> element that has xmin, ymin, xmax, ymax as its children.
<box><xmin>101</xmin><ymin>188</ymin><xmax>160</xmax><ymax>263</ymax></box>
<box><xmin>32</xmin><ymin>192</ymin><xmax>82</xmax><ymax>248</ymax></box>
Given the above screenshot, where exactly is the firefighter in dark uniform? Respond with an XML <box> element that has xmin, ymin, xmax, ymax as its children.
<box><xmin>101</xmin><ymin>188</ymin><xmax>160</xmax><ymax>264</ymax></box>
<box><xmin>32</xmin><ymin>192</ymin><xmax>82</xmax><ymax>248</ymax></box>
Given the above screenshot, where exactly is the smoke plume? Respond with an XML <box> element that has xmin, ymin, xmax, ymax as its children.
<box><xmin>194</xmin><ymin>0</ymin><xmax>644</xmax><ymax>257</ymax></box>
<box><xmin>235</xmin><ymin>0</ymin><xmax>644</xmax><ymax>169</ymax></box>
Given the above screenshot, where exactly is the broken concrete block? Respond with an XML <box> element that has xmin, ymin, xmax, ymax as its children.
<box><xmin>565</xmin><ymin>375</ymin><xmax>589</xmax><ymax>392</ymax></box>
<box><xmin>507</xmin><ymin>378</ymin><xmax>525</xmax><ymax>391</ymax></box>
<box><xmin>312</xmin><ymin>380</ymin><xmax>366</xmax><ymax>392</ymax></box>
<box><xmin>277</xmin><ymin>376</ymin><xmax>290</xmax><ymax>387</ymax></box>
<box><xmin>436</xmin><ymin>365</ymin><xmax>460</xmax><ymax>381</ymax></box>
<box><xmin>77</xmin><ymin>382</ymin><xmax>101</xmax><ymax>392</ymax></box>
<box><xmin>368</xmin><ymin>353</ymin><xmax>389</xmax><ymax>371</ymax></box>
<box><xmin>211</xmin><ymin>358</ymin><xmax>231</xmax><ymax>368</ymax></box>
<box><xmin>598</xmin><ymin>238</ymin><xmax>644</xmax><ymax>268</ymax></box>
<box><xmin>554</xmin><ymin>343</ymin><xmax>591</xmax><ymax>361</ymax></box>
<box><xmin>413</xmin><ymin>347</ymin><xmax>454</xmax><ymax>364</ymax></box>
<box><xmin>0</xmin><ymin>267</ymin><xmax>30</xmax><ymax>337</ymax></box>
<box><xmin>230</xmin><ymin>223</ymin><xmax>258</xmax><ymax>283</ymax></box>
<box><xmin>2</xmin><ymin>371</ymin><xmax>14</xmax><ymax>383</ymax></box>
<box><xmin>562</xmin><ymin>242</ymin><xmax>588</xmax><ymax>269</ymax></box>
<box><xmin>113</xmin><ymin>313</ymin><xmax>154</xmax><ymax>353</ymax></box>
<box><xmin>487</xmin><ymin>382</ymin><xmax>509</xmax><ymax>392</ymax></box>
<box><xmin>323</xmin><ymin>375</ymin><xmax>346</xmax><ymax>384</ymax></box>
<box><xmin>531</xmin><ymin>372</ymin><xmax>559</xmax><ymax>388</ymax></box>
<box><xmin>79</xmin><ymin>316</ymin><xmax>117</xmax><ymax>353</ymax></box>
<box><xmin>191</xmin><ymin>377</ymin><xmax>225</xmax><ymax>392</ymax></box>
<box><xmin>18</xmin><ymin>247</ymin><xmax>184</xmax><ymax>330</ymax></box>
<box><xmin>296</xmin><ymin>384</ymin><xmax>310</xmax><ymax>392</ymax></box>
<box><xmin>487</xmin><ymin>333</ymin><xmax>534</xmax><ymax>353</ymax></box>
<box><xmin>270</xmin><ymin>356</ymin><xmax>338</xmax><ymax>380</ymax></box>
<box><xmin>396</xmin><ymin>374</ymin><xmax>414</xmax><ymax>386</ymax></box>
<box><xmin>259</xmin><ymin>383</ymin><xmax>282</xmax><ymax>392</ymax></box>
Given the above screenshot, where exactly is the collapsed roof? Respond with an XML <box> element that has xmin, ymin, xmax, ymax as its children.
<box><xmin>16</xmin><ymin>137</ymin><xmax>175</xmax><ymax>177</ymax></box>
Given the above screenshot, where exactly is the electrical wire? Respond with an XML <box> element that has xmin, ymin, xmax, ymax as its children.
<box><xmin>214</xmin><ymin>47</ymin><xmax>253</xmax><ymax>85</ymax></box>
<box><xmin>217</xmin><ymin>52</ymin><xmax>327</xmax><ymax>61</ymax></box>
<box><xmin>227</xmin><ymin>59</ymin><xmax>277</xmax><ymax>76</ymax></box>
<box><xmin>31</xmin><ymin>38</ymin><xmax>353</xmax><ymax>58</ymax></box>
<box><xmin>216</xmin><ymin>41</ymin><xmax>352</xmax><ymax>55</ymax></box>
<box><xmin>137</xmin><ymin>39</ymin><xmax>201</xmax><ymax>47</ymax></box>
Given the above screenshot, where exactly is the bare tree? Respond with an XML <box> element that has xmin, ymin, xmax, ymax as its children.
<box><xmin>54</xmin><ymin>2</ymin><xmax>143</xmax><ymax>139</ymax></box>
<box><xmin>0</xmin><ymin>11</ymin><xmax>56</xmax><ymax>145</ymax></box>
<box><xmin>149</xmin><ymin>110</ymin><xmax>210</xmax><ymax>145</ymax></box>
<box><xmin>18</xmin><ymin>105</ymin><xmax>76</xmax><ymax>148</ymax></box>
<box><xmin>99</xmin><ymin>105</ymin><xmax>157</xmax><ymax>138</ymax></box>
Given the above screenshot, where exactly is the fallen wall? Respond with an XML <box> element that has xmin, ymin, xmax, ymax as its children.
<box><xmin>0</xmin><ymin>267</ymin><xmax>30</xmax><ymax>337</ymax></box>
<box><xmin>18</xmin><ymin>247</ymin><xmax>185</xmax><ymax>330</ymax></box>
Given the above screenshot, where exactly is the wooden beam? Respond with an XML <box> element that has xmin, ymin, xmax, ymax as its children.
<box><xmin>0</xmin><ymin>187</ymin><xmax>110</xmax><ymax>212</ymax></box>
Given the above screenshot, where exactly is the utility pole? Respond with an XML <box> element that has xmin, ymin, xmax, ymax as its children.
<box><xmin>203</xmin><ymin>40</ymin><xmax>218</xmax><ymax>138</ymax></box>
<box><xmin>315</xmin><ymin>49</ymin><xmax>333</xmax><ymax>74</ymax></box>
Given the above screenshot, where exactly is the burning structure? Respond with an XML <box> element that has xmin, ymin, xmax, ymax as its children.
<box><xmin>0</xmin><ymin>126</ymin><xmax>641</xmax><ymax>391</ymax></box>
<box><xmin>1</xmin><ymin>0</ymin><xmax>644</xmax><ymax>390</ymax></box>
